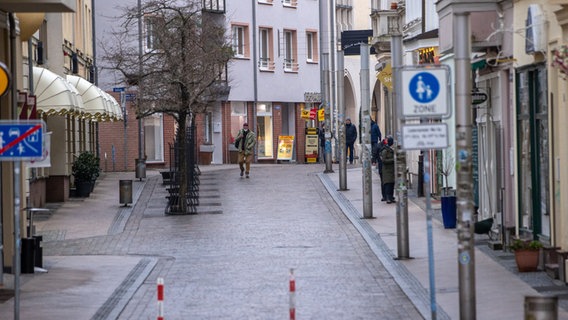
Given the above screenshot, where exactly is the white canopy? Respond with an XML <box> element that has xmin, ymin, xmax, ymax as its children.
<box><xmin>33</xmin><ymin>67</ymin><xmax>84</xmax><ymax>116</ymax></box>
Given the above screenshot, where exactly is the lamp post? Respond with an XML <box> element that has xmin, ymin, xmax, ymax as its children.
<box><xmin>135</xmin><ymin>0</ymin><xmax>146</xmax><ymax>181</ymax></box>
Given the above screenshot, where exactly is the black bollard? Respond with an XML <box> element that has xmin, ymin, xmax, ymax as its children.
<box><xmin>33</xmin><ymin>235</ymin><xmax>43</xmax><ymax>268</ymax></box>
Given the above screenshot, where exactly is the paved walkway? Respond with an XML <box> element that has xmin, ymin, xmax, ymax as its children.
<box><xmin>0</xmin><ymin>163</ymin><xmax>567</xmax><ymax>319</ymax></box>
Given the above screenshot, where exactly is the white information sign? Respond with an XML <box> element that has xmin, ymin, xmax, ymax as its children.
<box><xmin>401</xmin><ymin>66</ymin><xmax>450</xmax><ymax>119</ymax></box>
<box><xmin>401</xmin><ymin>123</ymin><xmax>448</xmax><ymax>150</ymax></box>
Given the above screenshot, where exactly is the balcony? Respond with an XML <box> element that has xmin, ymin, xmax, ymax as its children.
<box><xmin>0</xmin><ymin>0</ymin><xmax>75</xmax><ymax>12</ymax></box>
<box><xmin>202</xmin><ymin>0</ymin><xmax>225</xmax><ymax>14</ymax></box>
<box><xmin>370</xmin><ymin>8</ymin><xmax>403</xmax><ymax>53</ymax></box>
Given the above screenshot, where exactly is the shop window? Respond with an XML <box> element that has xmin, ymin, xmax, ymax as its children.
<box><xmin>230</xmin><ymin>101</ymin><xmax>247</xmax><ymax>143</ymax></box>
<box><xmin>257</xmin><ymin>102</ymin><xmax>273</xmax><ymax>158</ymax></box>
<box><xmin>144</xmin><ymin>113</ymin><xmax>164</xmax><ymax>162</ymax></box>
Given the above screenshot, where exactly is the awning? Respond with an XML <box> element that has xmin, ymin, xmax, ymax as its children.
<box><xmin>102</xmin><ymin>91</ymin><xmax>122</xmax><ymax>121</ymax></box>
<box><xmin>67</xmin><ymin>75</ymin><xmax>111</xmax><ymax>121</ymax></box>
<box><xmin>33</xmin><ymin>67</ymin><xmax>84</xmax><ymax>116</ymax></box>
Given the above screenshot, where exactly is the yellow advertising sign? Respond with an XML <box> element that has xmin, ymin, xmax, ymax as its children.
<box><xmin>377</xmin><ymin>63</ymin><xmax>392</xmax><ymax>90</ymax></box>
<box><xmin>305</xmin><ymin>133</ymin><xmax>319</xmax><ymax>163</ymax></box>
<box><xmin>0</xmin><ymin>62</ymin><xmax>11</xmax><ymax>97</ymax></box>
<box><xmin>301</xmin><ymin>108</ymin><xmax>310</xmax><ymax>120</ymax></box>
<box><xmin>318</xmin><ymin>108</ymin><xmax>325</xmax><ymax>121</ymax></box>
<box><xmin>277</xmin><ymin>135</ymin><xmax>294</xmax><ymax>160</ymax></box>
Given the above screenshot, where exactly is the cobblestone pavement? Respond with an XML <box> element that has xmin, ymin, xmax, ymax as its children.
<box><xmin>3</xmin><ymin>164</ymin><xmax>422</xmax><ymax>319</ymax></box>
<box><xmin>3</xmin><ymin>163</ymin><xmax>567</xmax><ymax>319</ymax></box>
<box><xmin>115</xmin><ymin>164</ymin><xmax>422</xmax><ymax>319</ymax></box>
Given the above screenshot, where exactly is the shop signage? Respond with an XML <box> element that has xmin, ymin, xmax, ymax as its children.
<box><xmin>277</xmin><ymin>135</ymin><xmax>294</xmax><ymax>161</ymax></box>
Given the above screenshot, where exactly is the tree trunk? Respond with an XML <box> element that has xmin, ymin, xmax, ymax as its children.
<box><xmin>177</xmin><ymin>112</ymin><xmax>189</xmax><ymax>214</ymax></box>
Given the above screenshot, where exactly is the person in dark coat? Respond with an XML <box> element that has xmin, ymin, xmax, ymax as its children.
<box><xmin>380</xmin><ymin>136</ymin><xmax>396</xmax><ymax>203</ymax></box>
<box><xmin>378</xmin><ymin>138</ymin><xmax>388</xmax><ymax>201</ymax></box>
<box><xmin>370</xmin><ymin>119</ymin><xmax>382</xmax><ymax>165</ymax></box>
<box><xmin>345</xmin><ymin>118</ymin><xmax>357</xmax><ymax>164</ymax></box>
<box><xmin>319</xmin><ymin>123</ymin><xmax>326</xmax><ymax>163</ymax></box>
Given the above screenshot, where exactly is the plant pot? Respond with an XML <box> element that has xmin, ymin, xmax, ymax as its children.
<box><xmin>75</xmin><ymin>180</ymin><xmax>92</xmax><ymax>197</ymax></box>
<box><xmin>441</xmin><ymin>196</ymin><xmax>457</xmax><ymax>229</ymax></box>
<box><xmin>515</xmin><ymin>249</ymin><xmax>539</xmax><ymax>272</ymax></box>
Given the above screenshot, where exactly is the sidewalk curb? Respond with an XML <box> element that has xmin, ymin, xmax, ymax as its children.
<box><xmin>318</xmin><ymin>172</ymin><xmax>451</xmax><ymax>320</ymax></box>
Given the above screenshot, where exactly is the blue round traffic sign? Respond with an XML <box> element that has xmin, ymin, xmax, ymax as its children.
<box><xmin>409</xmin><ymin>72</ymin><xmax>440</xmax><ymax>103</ymax></box>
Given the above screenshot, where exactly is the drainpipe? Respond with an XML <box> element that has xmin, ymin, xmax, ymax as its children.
<box><xmin>251</xmin><ymin>0</ymin><xmax>257</xmax><ymax>162</ymax></box>
<box><xmin>9</xmin><ymin>12</ymin><xmax>22</xmax><ymax>320</ymax></box>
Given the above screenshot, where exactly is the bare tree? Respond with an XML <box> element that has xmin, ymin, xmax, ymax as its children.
<box><xmin>102</xmin><ymin>0</ymin><xmax>233</xmax><ymax>213</ymax></box>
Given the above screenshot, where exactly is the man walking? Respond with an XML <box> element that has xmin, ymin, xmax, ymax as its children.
<box><xmin>234</xmin><ymin>123</ymin><xmax>256</xmax><ymax>178</ymax></box>
<box><xmin>345</xmin><ymin>118</ymin><xmax>357</xmax><ymax>164</ymax></box>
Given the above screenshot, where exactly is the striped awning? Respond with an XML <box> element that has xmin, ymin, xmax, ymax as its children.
<box><xmin>33</xmin><ymin>67</ymin><xmax>84</xmax><ymax>116</ymax></box>
<box><xmin>67</xmin><ymin>75</ymin><xmax>112</xmax><ymax>121</ymax></box>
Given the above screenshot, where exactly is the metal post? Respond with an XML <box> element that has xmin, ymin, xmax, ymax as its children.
<box><xmin>135</xmin><ymin>0</ymin><xmax>146</xmax><ymax>180</ymax></box>
<box><xmin>337</xmin><ymin>50</ymin><xmax>347</xmax><ymax>190</ymax></box>
<box><xmin>121</xmin><ymin>91</ymin><xmax>127</xmax><ymax>170</ymax></box>
<box><xmin>329</xmin><ymin>0</ymin><xmax>337</xmax><ymax>164</ymax></box>
<box><xmin>323</xmin><ymin>54</ymin><xmax>333</xmax><ymax>173</ymax></box>
<box><xmin>392</xmin><ymin>31</ymin><xmax>409</xmax><ymax>259</ymax></box>
<box><xmin>361</xmin><ymin>43</ymin><xmax>372</xmax><ymax>218</ymax></box>
<box><xmin>454</xmin><ymin>12</ymin><xmax>476</xmax><ymax>320</ymax></box>
<box><xmin>424</xmin><ymin>150</ymin><xmax>438</xmax><ymax>319</ymax></box>
<box><xmin>9</xmin><ymin>13</ymin><xmax>21</xmax><ymax>320</ymax></box>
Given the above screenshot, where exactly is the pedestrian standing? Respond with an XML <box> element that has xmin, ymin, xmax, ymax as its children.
<box><xmin>370</xmin><ymin>119</ymin><xmax>382</xmax><ymax>165</ymax></box>
<box><xmin>319</xmin><ymin>123</ymin><xmax>326</xmax><ymax>163</ymax></box>
<box><xmin>345</xmin><ymin>118</ymin><xmax>357</xmax><ymax>164</ymax></box>
<box><xmin>380</xmin><ymin>136</ymin><xmax>396</xmax><ymax>203</ymax></box>
<box><xmin>234</xmin><ymin>123</ymin><xmax>256</xmax><ymax>178</ymax></box>
<box><xmin>378</xmin><ymin>138</ymin><xmax>388</xmax><ymax>201</ymax></box>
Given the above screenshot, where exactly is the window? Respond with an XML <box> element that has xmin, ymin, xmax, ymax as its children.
<box><xmin>232</xmin><ymin>23</ymin><xmax>249</xmax><ymax>58</ymax></box>
<box><xmin>256</xmin><ymin>103</ymin><xmax>273</xmax><ymax>158</ymax></box>
<box><xmin>204</xmin><ymin>112</ymin><xmax>212</xmax><ymax>144</ymax></box>
<box><xmin>230</xmin><ymin>102</ymin><xmax>247</xmax><ymax>143</ymax></box>
<box><xmin>283</xmin><ymin>29</ymin><xmax>298</xmax><ymax>72</ymax></box>
<box><xmin>259</xmin><ymin>27</ymin><xmax>274</xmax><ymax>70</ymax></box>
<box><xmin>144</xmin><ymin>113</ymin><xmax>164</xmax><ymax>162</ymax></box>
<box><xmin>282</xmin><ymin>0</ymin><xmax>297</xmax><ymax>7</ymax></box>
<box><xmin>306</xmin><ymin>30</ymin><xmax>318</xmax><ymax>63</ymax></box>
<box><xmin>144</xmin><ymin>15</ymin><xmax>161</xmax><ymax>52</ymax></box>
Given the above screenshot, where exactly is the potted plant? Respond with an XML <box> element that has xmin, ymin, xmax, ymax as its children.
<box><xmin>439</xmin><ymin>149</ymin><xmax>456</xmax><ymax>228</ymax></box>
<box><xmin>72</xmin><ymin>151</ymin><xmax>100</xmax><ymax>197</ymax></box>
<box><xmin>509</xmin><ymin>239</ymin><xmax>544</xmax><ymax>272</ymax></box>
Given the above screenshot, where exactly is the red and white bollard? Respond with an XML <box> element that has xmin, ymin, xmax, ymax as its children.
<box><xmin>157</xmin><ymin>277</ymin><xmax>164</xmax><ymax>320</ymax></box>
<box><xmin>289</xmin><ymin>268</ymin><xmax>295</xmax><ymax>320</ymax></box>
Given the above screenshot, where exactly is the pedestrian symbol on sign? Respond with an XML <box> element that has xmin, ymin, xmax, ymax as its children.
<box><xmin>409</xmin><ymin>72</ymin><xmax>439</xmax><ymax>103</ymax></box>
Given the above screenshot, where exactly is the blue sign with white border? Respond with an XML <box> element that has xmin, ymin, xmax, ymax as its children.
<box><xmin>0</xmin><ymin>120</ymin><xmax>45</xmax><ymax>160</ymax></box>
<box><xmin>401</xmin><ymin>66</ymin><xmax>451</xmax><ymax>119</ymax></box>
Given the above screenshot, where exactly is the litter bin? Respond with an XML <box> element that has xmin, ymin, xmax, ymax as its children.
<box><xmin>135</xmin><ymin>159</ymin><xmax>146</xmax><ymax>179</ymax></box>
<box><xmin>119</xmin><ymin>180</ymin><xmax>133</xmax><ymax>206</ymax></box>
<box><xmin>33</xmin><ymin>235</ymin><xmax>43</xmax><ymax>268</ymax></box>
<box><xmin>21</xmin><ymin>237</ymin><xmax>35</xmax><ymax>274</ymax></box>
<box><xmin>525</xmin><ymin>296</ymin><xmax>557</xmax><ymax>320</ymax></box>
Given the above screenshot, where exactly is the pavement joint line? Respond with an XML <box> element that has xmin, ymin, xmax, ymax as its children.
<box><xmin>90</xmin><ymin>257</ymin><xmax>158</xmax><ymax>320</ymax></box>
<box><xmin>107</xmin><ymin>177</ymin><xmax>149</xmax><ymax>236</ymax></box>
<box><xmin>318</xmin><ymin>172</ymin><xmax>451</xmax><ymax>320</ymax></box>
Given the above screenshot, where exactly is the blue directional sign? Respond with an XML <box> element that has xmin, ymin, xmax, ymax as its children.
<box><xmin>401</xmin><ymin>66</ymin><xmax>450</xmax><ymax>119</ymax></box>
<box><xmin>0</xmin><ymin>120</ymin><xmax>45</xmax><ymax>161</ymax></box>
